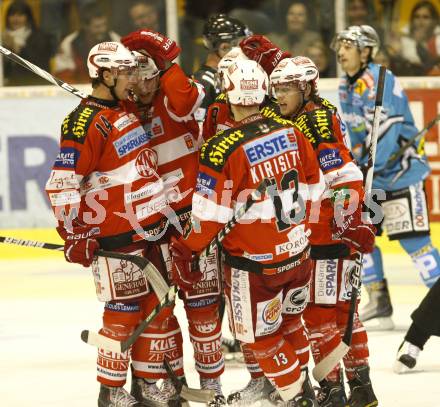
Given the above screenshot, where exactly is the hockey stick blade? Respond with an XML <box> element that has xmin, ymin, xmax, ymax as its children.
<box><xmin>163</xmin><ymin>359</ymin><xmax>215</xmax><ymax>403</ymax></box>
<box><xmin>81</xmin><ymin>285</ymin><xmax>178</xmax><ymax>352</ymax></box>
<box><xmin>181</xmin><ymin>386</ymin><xmax>215</xmax><ymax>404</ymax></box>
<box><xmin>80</xmin><ymin>329</ymin><xmax>123</xmax><ymax>353</ymax></box>
<box><xmin>312</xmin><ymin>342</ymin><xmax>350</xmax><ymax>382</ymax></box>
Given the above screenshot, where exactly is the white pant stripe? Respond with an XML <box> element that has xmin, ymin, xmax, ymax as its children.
<box><xmin>97</xmin><ymin>367</ymin><xmax>127</xmax><ymax>382</ymax></box>
<box><xmin>189</xmin><ymin>331</ymin><xmax>221</xmax><ymax>342</ymax></box>
<box><xmin>265</xmin><ymin>359</ymin><xmax>299</xmax><ymax>378</ymax></box>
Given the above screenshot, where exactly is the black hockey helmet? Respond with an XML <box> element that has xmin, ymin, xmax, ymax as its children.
<box><xmin>202</xmin><ymin>14</ymin><xmax>250</xmax><ymax>50</ymax></box>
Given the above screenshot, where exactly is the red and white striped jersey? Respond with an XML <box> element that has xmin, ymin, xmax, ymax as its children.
<box><xmin>261</xmin><ymin>99</ymin><xmax>364</xmax><ymax>247</ymax></box>
<box><xmin>183</xmin><ymin>113</ymin><xmax>325</xmax><ymax>266</ymax></box>
<box><xmin>202</xmin><ymin>95</ymin><xmax>364</xmax><ymax>248</ymax></box>
<box><xmin>46</xmin><ymin>63</ymin><xmax>205</xmax><ymax>242</ymax></box>
<box><xmin>122</xmin><ymin>63</ymin><xmax>205</xmax><ymax>235</ymax></box>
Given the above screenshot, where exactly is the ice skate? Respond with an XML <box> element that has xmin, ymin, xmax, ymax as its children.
<box><xmin>227</xmin><ymin>376</ymin><xmax>274</xmax><ymax>405</ymax></box>
<box><xmin>360</xmin><ymin>279</ymin><xmax>394</xmax><ymax>331</ymax></box>
<box><xmin>316</xmin><ymin>373</ymin><xmax>348</xmax><ymax>407</ymax></box>
<box><xmin>347</xmin><ymin>366</ymin><xmax>378</xmax><ymax>407</ymax></box>
<box><xmin>160</xmin><ymin>377</ymin><xmax>192</xmax><ymax>406</ymax></box>
<box><xmin>268</xmin><ymin>371</ymin><xmax>318</xmax><ymax>407</ymax></box>
<box><xmin>221</xmin><ymin>337</ymin><xmax>244</xmax><ymax>365</ymax></box>
<box><xmin>393</xmin><ymin>340</ymin><xmax>421</xmax><ymax>374</ymax></box>
<box><xmin>98</xmin><ymin>384</ymin><xmax>143</xmax><ymax>407</ymax></box>
<box><xmin>160</xmin><ymin>378</ymin><xmax>179</xmax><ymax>400</ymax></box>
<box><xmin>201</xmin><ymin>377</ymin><xmax>226</xmax><ymax>406</ymax></box>
<box><xmin>286</xmin><ymin>373</ymin><xmax>318</xmax><ymax>407</ymax></box>
<box><xmin>131</xmin><ymin>376</ymin><xmax>172</xmax><ymax>406</ymax></box>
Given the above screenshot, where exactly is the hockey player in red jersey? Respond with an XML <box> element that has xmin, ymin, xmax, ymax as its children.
<box><xmin>120</xmin><ymin>29</ymin><xmax>229</xmax><ymax>406</ymax></box>
<box><xmin>170</xmin><ymin>59</ymin><xmax>326</xmax><ymax>406</ymax></box>
<box><xmin>269</xmin><ymin>56</ymin><xmax>378</xmax><ymax>407</ymax></box>
<box><xmin>202</xmin><ymin>44</ymin><xmax>310</xmax><ymax>406</ymax></box>
<box><xmin>118</xmin><ymin>28</ymin><xmax>214</xmax><ymax>405</ymax></box>
<box><xmin>45</xmin><ymin>40</ymin><xmax>189</xmax><ymax>407</ymax></box>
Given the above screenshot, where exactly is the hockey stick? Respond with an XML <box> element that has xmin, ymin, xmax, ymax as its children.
<box><xmin>80</xmin><ymin>178</ymin><xmax>270</xmax><ymax>353</ymax></box>
<box><xmin>312</xmin><ymin>65</ymin><xmax>386</xmax><ymax>382</ymax></box>
<box><xmin>374</xmin><ymin>113</ymin><xmax>440</xmax><ymax>178</ymax></box>
<box><xmin>0</xmin><ymin>44</ymin><xmax>87</xmax><ymax>98</ymax></box>
<box><xmin>0</xmin><ymin>236</ymin><xmax>169</xmax><ymax>299</ymax></box>
<box><xmin>163</xmin><ymin>358</ymin><xmax>215</xmax><ymax>404</ymax></box>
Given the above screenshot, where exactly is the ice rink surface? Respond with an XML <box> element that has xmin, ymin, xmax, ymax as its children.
<box><xmin>2</xmin><ymin>252</ymin><xmax>440</xmax><ymax>406</ymax></box>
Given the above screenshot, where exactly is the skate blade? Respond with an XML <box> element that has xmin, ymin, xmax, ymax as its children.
<box><xmin>393</xmin><ymin>359</ymin><xmax>414</xmax><ymax>374</ymax></box>
<box><xmin>363</xmin><ymin>316</ymin><xmax>395</xmax><ymax>331</ymax></box>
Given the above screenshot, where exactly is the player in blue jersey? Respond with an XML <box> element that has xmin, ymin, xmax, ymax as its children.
<box><xmin>332</xmin><ymin>25</ymin><xmax>440</xmax><ymax>331</ymax></box>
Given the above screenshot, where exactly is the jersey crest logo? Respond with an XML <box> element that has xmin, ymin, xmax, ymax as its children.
<box><xmin>135</xmin><ymin>148</ymin><xmax>158</xmax><ymax>178</ymax></box>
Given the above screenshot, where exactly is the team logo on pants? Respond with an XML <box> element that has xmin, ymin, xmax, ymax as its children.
<box><xmin>256</xmin><ymin>291</ymin><xmax>283</xmax><ymax>337</ymax></box>
<box><xmin>263</xmin><ymin>297</ymin><xmax>282</xmax><ymax>325</ymax></box>
<box><xmin>283</xmin><ymin>285</ymin><xmax>309</xmax><ymax>314</ymax></box>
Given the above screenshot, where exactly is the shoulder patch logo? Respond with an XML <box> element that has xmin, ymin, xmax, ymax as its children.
<box><xmin>62</xmin><ymin>105</ymin><xmax>99</xmax><ymax>144</ymax></box>
<box><xmin>200</xmin><ymin>129</ymin><xmax>246</xmax><ymax>170</ymax></box>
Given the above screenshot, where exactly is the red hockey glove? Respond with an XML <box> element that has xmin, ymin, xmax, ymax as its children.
<box><xmin>121</xmin><ymin>29</ymin><xmax>181</xmax><ymax>70</ymax></box>
<box><xmin>57</xmin><ymin>223</ymin><xmax>100</xmax><ymax>267</ymax></box>
<box><xmin>169</xmin><ymin>236</ymin><xmax>202</xmax><ymax>291</ymax></box>
<box><xmin>332</xmin><ymin>206</ymin><xmax>376</xmax><ymax>254</ymax></box>
<box><xmin>239</xmin><ymin>35</ymin><xmax>291</xmax><ymax>74</ymax></box>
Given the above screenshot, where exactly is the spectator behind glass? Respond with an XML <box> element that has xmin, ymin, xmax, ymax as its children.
<box><xmin>267</xmin><ymin>0</ymin><xmax>323</xmax><ymax>56</ymax></box>
<box><xmin>2</xmin><ymin>0</ymin><xmax>55</xmax><ymax>86</ymax></box>
<box><xmin>346</xmin><ymin>0</ymin><xmax>384</xmax><ymax>40</ymax></box>
<box><xmin>392</xmin><ymin>1</ymin><xmax>440</xmax><ymax>75</ymax></box>
<box><xmin>347</xmin><ymin>0</ymin><xmax>372</xmax><ymax>26</ymax></box>
<box><xmin>128</xmin><ymin>0</ymin><xmax>163</xmax><ymax>32</ymax></box>
<box><xmin>52</xmin><ymin>1</ymin><xmax>120</xmax><ymax>84</ymax></box>
<box><xmin>305</xmin><ymin>41</ymin><xmax>335</xmax><ymax>78</ymax></box>
<box><xmin>228</xmin><ymin>0</ymin><xmax>274</xmax><ymax>35</ymax></box>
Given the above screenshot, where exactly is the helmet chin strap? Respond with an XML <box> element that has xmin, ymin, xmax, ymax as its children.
<box><xmin>99</xmin><ymin>69</ymin><xmax>120</xmax><ymax>101</ymax></box>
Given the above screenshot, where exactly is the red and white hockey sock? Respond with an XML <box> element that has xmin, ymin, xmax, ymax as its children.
<box><xmin>97</xmin><ymin>302</ymin><xmax>144</xmax><ymax>386</ymax></box>
<box><xmin>242</xmin><ymin>343</ymin><xmax>264</xmax><ymax>378</ymax></box>
<box><xmin>248</xmin><ymin>334</ymin><xmax>302</xmax><ymax>402</ymax></box>
<box><xmin>132</xmin><ymin>313</ymin><xmax>184</xmax><ymax>381</ymax></box>
<box><xmin>282</xmin><ymin>316</ymin><xmax>310</xmax><ymax>370</ymax></box>
<box><xmin>186</xmin><ymin>301</ymin><xmax>224</xmax><ymax>378</ymax></box>
<box><xmin>303</xmin><ymin>305</ymin><xmax>342</xmax><ymax>382</ymax></box>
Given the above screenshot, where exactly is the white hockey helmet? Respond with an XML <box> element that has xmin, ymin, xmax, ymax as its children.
<box><xmin>87</xmin><ymin>41</ymin><xmax>137</xmax><ymax>78</ymax></box>
<box><xmin>223</xmin><ymin>59</ymin><xmax>268</xmax><ymax>106</ymax></box>
<box><xmin>133</xmin><ymin>51</ymin><xmax>159</xmax><ymax>80</ymax></box>
<box><xmin>270</xmin><ymin>56</ymin><xmax>319</xmax><ymax>97</ymax></box>
<box><xmin>331</xmin><ymin>25</ymin><xmax>380</xmax><ymax>58</ymax></box>
<box><xmin>217</xmin><ymin>47</ymin><xmax>248</xmax><ymax>89</ymax></box>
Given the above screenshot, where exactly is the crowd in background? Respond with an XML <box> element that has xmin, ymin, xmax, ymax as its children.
<box><xmin>1</xmin><ymin>0</ymin><xmax>440</xmax><ymax>86</ymax></box>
